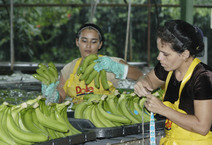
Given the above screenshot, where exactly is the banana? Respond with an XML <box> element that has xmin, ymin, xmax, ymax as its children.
<box><xmin>83</xmin><ymin>94</ymin><xmax>101</xmax><ymax>101</ymax></box>
<box><xmin>103</xmin><ymin>99</ymin><xmax>112</xmax><ymax>113</ymax></box>
<box><xmin>83</xmin><ymin>105</ymin><xmax>93</xmax><ymax>122</ymax></box>
<box><xmin>60</xmin><ymin>106</ymin><xmax>81</xmax><ymax>135</ymax></box>
<box><xmin>97</xmin><ymin>101</ymin><xmax>131</xmax><ymax>124</ymax></box>
<box><xmin>118</xmin><ymin>95</ymin><xmax>140</xmax><ymax>124</ymax></box>
<box><xmin>134</xmin><ymin>97</ymin><xmax>150</xmax><ymax>122</ymax></box>
<box><xmin>85</xmin><ymin>69</ymin><xmax>98</xmax><ymax>85</ymax></box>
<box><xmin>90</xmin><ymin>104</ymin><xmax>106</xmax><ymax>128</ymax></box>
<box><xmin>48</xmin><ymin>62</ymin><xmax>57</xmax><ymax>70</ymax></box>
<box><xmin>77</xmin><ymin>63</ymin><xmax>83</xmax><ymax>76</ymax></box>
<box><xmin>95</xmin><ymin>104</ymin><xmax>117</xmax><ymax>127</ymax></box>
<box><xmin>128</xmin><ymin>97</ymin><xmax>142</xmax><ymax>122</ymax></box>
<box><xmin>37</xmin><ymin>63</ymin><xmax>57</xmax><ymax>83</ymax></box>
<box><xmin>33</xmin><ymin>103</ymin><xmax>69</xmax><ymax>133</ymax></box>
<box><xmin>94</xmin><ymin>71</ymin><xmax>100</xmax><ymax>89</ymax></box>
<box><xmin>38</xmin><ymin>63</ymin><xmax>48</xmax><ymax>71</ymax></box>
<box><xmin>82</xmin><ymin>54</ymin><xmax>98</xmax><ymax>73</ymax></box>
<box><xmin>0</xmin><ymin>105</ymin><xmax>17</xmax><ymax>145</ymax></box>
<box><xmin>22</xmin><ymin>106</ymin><xmax>48</xmax><ymax>134</ymax></box>
<box><xmin>0</xmin><ymin>140</ymin><xmax>10</xmax><ymax>145</ymax></box>
<box><xmin>11</xmin><ymin>103</ymin><xmax>27</xmax><ymax>128</ymax></box>
<box><xmin>7</xmin><ymin>108</ymin><xmax>49</xmax><ymax>143</ymax></box>
<box><xmin>106</xmin><ymin>95</ymin><xmax>123</xmax><ymax>116</ymax></box>
<box><xmin>18</xmin><ymin>110</ymin><xmax>32</xmax><ymax>132</ymax></box>
<box><xmin>48</xmin><ymin>66</ymin><xmax>58</xmax><ymax>81</ymax></box>
<box><xmin>32</xmin><ymin>73</ymin><xmax>49</xmax><ymax>85</ymax></box>
<box><xmin>139</xmin><ymin>97</ymin><xmax>147</xmax><ymax>110</ymax></box>
<box><xmin>100</xmin><ymin>70</ymin><xmax>109</xmax><ymax>90</ymax></box>
<box><xmin>74</xmin><ymin>101</ymin><xmax>89</xmax><ymax>119</ymax></box>
<box><xmin>49</xmin><ymin>105</ymin><xmax>66</xmax><ymax>139</ymax></box>
<box><xmin>8</xmin><ymin>133</ymin><xmax>32</xmax><ymax>145</ymax></box>
<box><xmin>44</xmin><ymin>69</ymin><xmax>56</xmax><ymax>83</ymax></box>
<box><xmin>36</xmin><ymin>68</ymin><xmax>51</xmax><ymax>82</ymax></box>
<box><xmin>45</xmin><ymin>105</ymin><xmax>58</xmax><ymax>140</ymax></box>
<box><xmin>31</xmin><ymin>109</ymin><xmax>49</xmax><ymax>137</ymax></box>
<box><xmin>79</xmin><ymin>62</ymin><xmax>97</xmax><ymax>81</ymax></box>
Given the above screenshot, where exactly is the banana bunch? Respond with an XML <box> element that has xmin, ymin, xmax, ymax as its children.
<box><xmin>0</xmin><ymin>96</ymin><xmax>81</xmax><ymax>145</ymax></box>
<box><xmin>74</xmin><ymin>92</ymin><xmax>152</xmax><ymax>128</ymax></box>
<box><xmin>77</xmin><ymin>54</ymin><xmax>109</xmax><ymax>90</ymax></box>
<box><xmin>32</xmin><ymin>62</ymin><xmax>58</xmax><ymax>85</ymax></box>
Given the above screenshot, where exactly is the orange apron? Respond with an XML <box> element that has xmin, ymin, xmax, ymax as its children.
<box><xmin>63</xmin><ymin>58</ymin><xmax>115</xmax><ymax>104</ymax></box>
<box><xmin>160</xmin><ymin>58</ymin><xmax>212</xmax><ymax>145</ymax></box>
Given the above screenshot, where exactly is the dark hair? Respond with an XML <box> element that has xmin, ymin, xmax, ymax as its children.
<box><xmin>157</xmin><ymin>20</ymin><xmax>204</xmax><ymax>57</ymax></box>
<box><xmin>76</xmin><ymin>23</ymin><xmax>105</xmax><ymax>50</ymax></box>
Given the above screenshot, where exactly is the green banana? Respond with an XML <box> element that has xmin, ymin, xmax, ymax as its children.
<box><xmin>7</xmin><ymin>109</ymin><xmax>49</xmax><ymax>143</ymax></box>
<box><xmin>100</xmin><ymin>70</ymin><xmax>109</xmax><ymax>90</ymax></box>
<box><xmin>74</xmin><ymin>101</ymin><xmax>89</xmax><ymax>119</ymax></box>
<box><xmin>103</xmin><ymin>99</ymin><xmax>112</xmax><ymax>113</ymax></box>
<box><xmin>77</xmin><ymin>63</ymin><xmax>83</xmax><ymax>76</ymax></box>
<box><xmin>118</xmin><ymin>96</ymin><xmax>140</xmax><ymax>124</ymax></box>
<box><xmin>43</xmin><ymin>69</ymin><xmax>56</xmax><ymax>83</ymax></box>
<box><xmin>106</xmin><ymin>95</ymin><xmax>123</xmax><ymax>116</ymax></box>
<box><xmin>8</xmin><ymin>133</ymin><xmax>32</xmax><ymax>145</ymax></box>
<box><xmin>85</xmin><ymin>69</ymin><xmax>98</xmax><ymax>85</ymax></box>
<box><xmin>60</xmin><ymin>106</ymin><xmax>81</xmax><ymax>135</ymax></box>
<box><xmin>48</xmin><ymin>62</ymin><xmax>57</xmax><ymax>70</ymax></box>
<box><xmin>38</xmin><ymin>63</ymin><xmax>48</xmax><ymax>71</ymax></box>
<box><xmin>48</xmin><ymin>66</ymin><xmax>58</xmax><ymax>81</ymax></box>
<box><xmin>32</xmin><ymin>73</ymin><xmax>49</xmax><ymax>85</ymax></box>
<box><xmin>97</xmin><ymin>101</ymin><xmax>131</xmax><ymax>124</ymax></box>
<box><xmin>134</xmin><ymin>97</ymin><xmax>150</xmax><ymax>122</ymax></box>
<box><xmin>90</xmin><ymin>104</ymin><xmax>106</xmax><ymax>128</ymax></box>
<box><xmin>80</xmin><ymin>62</ymin><xmax>97</xmax><ymax>81</ymax></box>
<box><xmin>94</xmin><ymin>71</ymin><xmax>100</xmax><ymax>89</ymax></box>
<box><xmin>0</xmin><ymin>140</ymin><xmax>10</xmax><ymax>145</ymax></box>
<box><xmin>49</xmin><ymin>105</ymin><xmax>66</xmax><ymax>139</ymax></box>
<box><xmin>82</xmin><ymin>54</ymin><xmax>98</xmax><ymax>73</ymax></box>
<box><xmin>128</xmin><ymin>97</ymin><xmax>142</xmax><ymax>122</ymax></box>
<box><xmin>0</xmin><ymin>105</ymin><xmax>17</xmax><ymax>145</ymax></box>
<box><xmin>36</xmin><ymin>62</ymin><xmax>58</xmax><ymax>84</ymax></box>
<box><xmin>83</xmin><ymin>105</ymin><xmax>93</xmax><ymax>121</ymax></box>
<box><xmin>22</xmin><ymin>107</ymin><xmax>48</xmax><ymax>134</ymax></box>
<box><xmin>139</xmin><ymin>97</ymin><xmax>147</xmax><ymax>110</ymax></box>
<box><xmin>36</xmin><ymin>68</ymin><xmax>50</xmax><ymax>83</ymax></box>
<box><xmin>31</xmin><ymin>109</ymin><xmax>49</xmax><ymax>135</ymax></box>
<box><xmin>95</xmin><ymin>104</ymin><xmax>117</xmax><ymax>127</ymax></box>
<box><xmin>33</xmin><ymin>103</ymin><xmax>69</xmax><ymax>133</ymax></box>
<box><xmin>83</xmin><ymin>94</ymin><xmax>101</xmax><ymax>101</ymax></box>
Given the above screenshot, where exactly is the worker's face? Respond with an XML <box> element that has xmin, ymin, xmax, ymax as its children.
<box><xmin>76</xmin><ymin>29</ymin><xmax>102</xmax><ymax>59</ymax></box>
<box><xmin>156</xmin><ymin>38</ymin><xmax>184</xmax><ymax>71</ymax></box>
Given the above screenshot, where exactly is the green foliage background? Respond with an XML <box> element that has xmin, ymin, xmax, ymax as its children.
<box><xmin>0</xmin><ymin>0</ymin><xmax>212</xmax><ymax>67</ymax></box>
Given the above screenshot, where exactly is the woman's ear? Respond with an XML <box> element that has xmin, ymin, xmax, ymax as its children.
<box><xmin>76</xmin><ymin>38</ymin><xmax>79</xmax><ymax>47</ymax></box>
<box><xmin>182</xmin><ymin>50</ymin><xmax>190</xmax><ymax>60</ymax></box>
<box><xmin>98</xmin><ymin>41</ymin><xmax>103</xmax><ymax>50</ymax></box>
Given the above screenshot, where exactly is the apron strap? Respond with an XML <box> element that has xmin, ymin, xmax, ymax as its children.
<box><xmin>163</xmin><ymin>58</ymin><xmax>201</xmax><ymax>108</ymax></box>
<box><xmin>73</xmin><ymin>58</ymin><xmax>82</xmax><ymax>74</ymax></box>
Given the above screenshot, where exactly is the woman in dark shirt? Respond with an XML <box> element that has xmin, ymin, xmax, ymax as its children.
<box><xmin>134</xmin><ymin>20</ymin><xmax>212</xmax><ymax>144</ymax></box>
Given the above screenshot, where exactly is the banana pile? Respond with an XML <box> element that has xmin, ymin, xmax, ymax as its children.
<box><xmin>0</xmin><ymin>96</ymin><xmax>81</xmax><ymax>145</ymax></box>
<box><xmin>32</xmin><ymin>62</ymin><xmax>58</xmax><ymax>85</ymax></box>
<box><xmin>77</xmin><ymin>54</ymin><xmax>109</xmax><ymax>90</ymax></box>
<box><xmin>74</xmin><ymin>92</ymin><xmax>153</xmax><ymax>128</ymax></box>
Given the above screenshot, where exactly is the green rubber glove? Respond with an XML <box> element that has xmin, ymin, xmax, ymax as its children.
<box><xmin>41</xmin><ymin>81</ymin><xmax>59</xmax><ymax>103</ymax></box>
<box><xmin>94</xmin><ymin>56</ymin><xmax>128</xmax><ymax>79</ymax></box>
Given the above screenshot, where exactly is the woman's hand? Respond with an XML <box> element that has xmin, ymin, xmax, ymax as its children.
<box><xmin>145</xmin><ymin>94</ymin><xmax>165</xmax><ymax>114</ymax></box>
<box><xmin>134</xmin><ymin>75</ymin><xmax>153</xmax><ymax>97</ymax></box>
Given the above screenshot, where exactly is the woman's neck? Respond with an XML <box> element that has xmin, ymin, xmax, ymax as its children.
<box><xmin>175</xmin><ymin>57</ymin><xmax>194</xmax><ymax>81</ymax></box>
